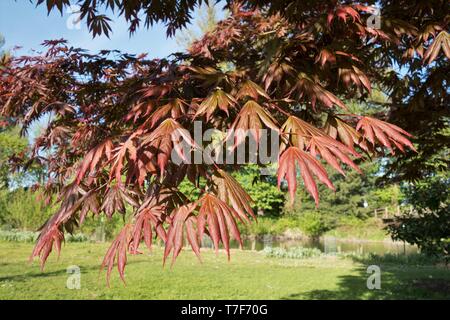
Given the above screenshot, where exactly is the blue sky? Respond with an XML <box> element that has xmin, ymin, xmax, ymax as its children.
<box><xmin>0</xmin><ymin>1</ymin><xmax>207</xmax><ymax>58</ymax></box>
<box><xmin>0</xmin><ymin>1</ymin><xmax>225</xmax><ymax>141</ymax></box>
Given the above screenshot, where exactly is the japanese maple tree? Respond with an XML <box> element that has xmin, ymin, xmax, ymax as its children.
<box><xmin>1</xmin><ymin>0</ymin><xmax>448</xmax><ymax>284</ymax></box>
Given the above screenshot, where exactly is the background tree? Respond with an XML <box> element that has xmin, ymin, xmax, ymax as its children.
<box><xmin>1</xmin><ymin>33</ymin><xmax>28</xmax><ymax>189</ymax></box>
<box><xmin>0</xmin><ymin>33</ymin><xmax>10</xmax><ymax>69</ymax></box>
<box><xmin>289</xmin><ymin>162</ymin><xmax>379</xmax><ymax>217</ymax></box>
<box><xmin>388</xmin><ymin>172</ymin><xmax>449</xmax><ymax>259</ymax></box>
<box><xmin>387</xmin><ymin>127</ymin><xmax>450</xmax><ymax>259</ymax></box>
<box><xmin>176</xmin><ymin>2</ymin><xmax>221</xmax><ymax>50</ymax></box>
<box><xmin>0</xmin><ymin>126</ymin><xmax>28</xmax><ymax>189</ymax></box>
<box><xmin>233</xmin><ymin>165</ymin><xmax>284</xmax><ymax>216</ymax></box>
<box><xmin>0</xmin><ymin>34</ymin><xmax>5</xmax><ymax>59</ymax></box>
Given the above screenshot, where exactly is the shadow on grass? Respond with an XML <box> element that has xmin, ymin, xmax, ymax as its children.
<box><xmin>0</xmin><ymin>259</ymin><xmax>150</xmax><ymax>283</ymax></box>
<box><xmin>0</xmin><ymin>269</ymin><xmax>68</xmax><ymax>282</ymax></box>
<box><xmin>283</xmin><ymin>255</ymin><xmax>450</xmax><ymax>300</ymax></box>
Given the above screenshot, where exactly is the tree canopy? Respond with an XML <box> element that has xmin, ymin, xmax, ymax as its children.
<box><xmin>1</xmin><ymin>1</ymin><xmax>448</xmax><ymax>284</ymax></box>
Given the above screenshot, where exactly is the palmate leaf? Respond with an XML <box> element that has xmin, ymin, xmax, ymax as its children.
<box><xmin>423</xmin><ymin>31</ymin><xmax>450</xmax><ymax>64</ymax></box>
<box><xmin>140</xmin><ymin>119</ymin><xmax>196</xmax><ymax>176</ymax></box>
<box><xmin>308</xmin><ymin>136</ymin><xmax>362</xmax><ymax>176</ymax></box>
<box><xmin>315</xmin><ymin>49</ymin><xmax>363</xmax><ymax>67</ymax></box>
<box><xmin>139</xmin><ymin>84</ymin><xmax>172</xmax><ymax>100</ymax></box>
<box><xmin>281</xmin><ymin>116</ymin><xmax>361</xmax><ymax>176</ymax></box>
<box><xmin>277</xmin><ymin>147</ymin><xmax>335</xmax><ymax>205</ymax></box>
<box><xmin>189</xmin><ymin>66</ymin><xmax>229</xmax><ymax>88</ymax></box>
<box><xmin>126</xmin><ymin>148</ymin><xmax>158</xmax><ymax>186</ymax></box>
<box><xmin>101</xmin><ymin>185</ymin><xmax>140</xmax><ymax>218</ymax></box>
<box><xmin>291</xmin><ymin>74</ymin><xmax>348</xmax><ymax>110</ymax></box>
<box><xmin>356</xmin><ymin>116</ymin><xmax>416</xmax><ymax>154</ymax></box>
<box><xmin>101</xmin><ymin>224</ymin><xmax>131</xmax><ymax>286</ymax></box>
<box><xmin>197</xmin><ymin>193</ymin><xmax>244</xmax><ymax>258</ymax></box>
<box><xmin>30</xmin><ymin>225</ymin><xmax>64</xmax><ymax>270</ymax></box>
<box><xmin>163</xmin><ymin>203</ymin><xmax>200</xmax><ymax>266</ymax></box>
<box><xmin>110</xmin><ymin>138</ymin><xmax>137</xmax><ymax>184</ymax></box>
<box><xmin>145</xmin><ymin>98</ymin><xmax>187</xmax><ymax>129</ymax></box>
<box><xmin>124</xmin><ymin>101</ymin><xmax>155</xmax><ymax>123</ymax></box>
<box><xmin>46</xmin><ymin>125</ymin><xmax>72</xmax><ymax>146</ymax></box>
<box><xmin>126</xmin><ymin>117</ymin><xmax>194</xmax><ymax>186</ymax></box>
<box><xmin>163</xmin><ymin>189</ymin><xmax>251</xmax><ymax>265</ymax></box>
<box><xmin>236</xmin><ymin>80</ymin><xmax>271</xmax><ymax>100</ymax></box>
<box><xmin>338</xmin><ymin>66</ymin><xmax>371</xmax><ymax>94</ymax></box>
<box><xmin>214</xmin><ymin>169</ymin><xmax>256</xmax><ymax>223</ymax></box>
<box><xmin>323</xmin><ymin>116</ymin><xmax>369</xmax><ymax>152</ymax></box>
<box><xmin>130</xmin><ymin>207</ymin><xmax>167</xmax><ymax>254</ymax></box>
<box><xmin>228</xmin><ymin>100</ymin><xmax>279</xmax><ymax>148</ymax></box>
<box><xmin>315</xmin><ymin>49</ymin><xmax>336</xmax><ymax>67</ymax></box>
<box><xmin>30</xmin><ymin>183</ymin><xmax>87</xmax><ymax>269</ymax></box>
<box><xmin>75</xmin><ymin>138</ymin><xmax>113</xmax><ymax>185</ymax></box>
<box><xmin>154</xmin><ymin>186</ymin><xmax>192</xmax><ymax>215</ymax></box>
<box><xmin>79</xmin><ymin>191</ymin><xmax>100</xmax><ymax>224</ymax></box>
<box><xmin>194</xmin><ymin>89</ymin><xmax>236</xmax><ymax>121</ymax></box>
<box><xmin>262</xmin><ymin>58</ymin><xmax>296</xmax><ymax>90</ymax></box>
<box><xmin>129</xmin><ymin>99</ymin><xmax>188</xmax><ymax>139</ymax></box>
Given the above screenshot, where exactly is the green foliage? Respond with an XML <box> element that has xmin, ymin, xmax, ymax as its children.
<box><xmin>0</xmin><ymin>188</ymin><xmax>53</xmax><ymax>230</ymax></box>
<box><xmin>0</xmin><ymin>230</ymin><xmax>37</xmax><ymax>243</ymax></box>
<box><xmin>240</xmin><ymin>215</ymin><xmax>301</xmax><ymax>237</ymax></box>
<box><xmin>388</xmin><ymin>173</ymin><xmax>450</xmax><ymax>258</ymax></box>
<box><xmin>66</xmin><ymin>233</ymin><xmax>90</xmax><ymax>242</ymax></box>
<box><xmin>233</xmin><ymin>165</ymin><xmax>284</xmax><ymax>215</ymax></box>
<box><xmin>328</xmin><ymin>216</ymin><xmax>387</xmax><ymax>241</ymax></box>
<box><xmin>79</xmin><ymin>214</ymin><xmax>125</xmax><ymax>241</ymax></box>
<box><xmin>371</xmin><ymin>184</ymin><xmax>403</xmax><ymax>211</ymax></box>
<box><xmin>0</xmin><ymin>127</ymin><xmax>28</xmax><ymax>189</ymax></box>
<box><xmin>263</xmin><ymin>246</ymin><xmax>322</xmax><ymax>259</ymax></box>
<box><xmin>386</xmin><ymin>125</ymin><xmax>450</xmax><ymax>258</ymax></box>
<box><xmin>240</xmin><ymin>218</ymin><xmax>273</xmax><ymax>236</ymax></box>
<box><xmin>177</xmin><ymin>178</ymin><xmax>204</xmax><ymax>202</ymax></box>
<box><xmin>236</xmin><ymin>161</ymin><xmax>396</xmax><ymax>240</ymax></box>
<box><xmin>297</xmin><ymin>211</ymin><xmax>334</xmax><ymax>239</ymax></box>
<box><xmin>176</xmin><ymin>3</ymin><xmax>221</xmax><ymax>49</ymax></box>
<box><xmin>287</xmin><ymin>162</ymin><xmax>382</xmax><ymax>218</ymax></box>
<box><xmin>240</xmin><ymin>212</ymin><xmax>333</xmax><ymax>239</ymax></box>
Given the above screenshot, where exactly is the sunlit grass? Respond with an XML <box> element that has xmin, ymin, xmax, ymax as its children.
<box><xmin>0</xmin><ymin>242</ymin><xmax>448</xmax><ymax>299</ymax></box>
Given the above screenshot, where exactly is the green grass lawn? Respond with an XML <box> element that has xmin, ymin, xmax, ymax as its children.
<box><xmin>0</xmin><ymin>242</ymin><xmax>449</xmax><ymax>299</ymax></box>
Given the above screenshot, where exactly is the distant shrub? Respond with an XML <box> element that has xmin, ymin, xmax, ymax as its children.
<box><xmin>388</xmin><ymin>174</ymin><xmax>450</xmax><ymax>259</ymax></box>
<box><xmin>263</xmin><ymin>246</ymin><xmax>322</xmax><ymax>259</ymax></box>
<box><xmin>0</xmin><ymin>188</ymin><xmax>53</xmax><ymax>230</ymax></box>
<box><xmin>298</xmin><ymin>211</ymin><xmax>333</xmax><ymax>239</ymax></box>
<box><xmin>0</xmin><ymin>229</ymin><xmax>88</xmax><ymax>243</ymax></box>
<box><xmin>327</xmin><ymin>216</ymin><xmax>387</xmax><ymax>241</ymax></box>
<box><xmin>66</xmin><ymin>233</ymin><xmax>89</xmax><ymax>243</ymax></box>
<box><xmin>240</xmin><ymin>216</ymin><xmax>301</xmax><ymax>237</ymax></box>
<box><xmin>0</xmin><ymin>230</ymin><xmax>38</xmax><ymax>242</ymax></box>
